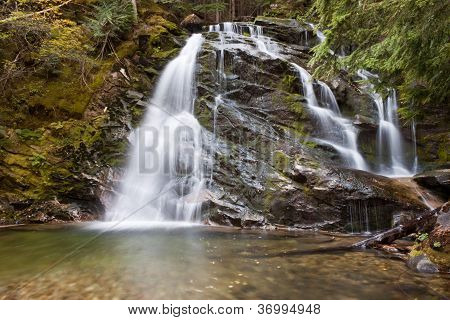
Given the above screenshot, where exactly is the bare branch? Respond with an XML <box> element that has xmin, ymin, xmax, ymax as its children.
<box><xmin>0</xmin><ymin>0</ymin><xmax>73</xmax><ymax>24</ymax></box>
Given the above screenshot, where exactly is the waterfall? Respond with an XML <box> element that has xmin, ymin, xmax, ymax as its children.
<box><xmin>346</xmin><ymin>200</ymin><xmax>392</xmax><ymax>233</ymax></box>
<box><xmin>106</xmin><ymin>34</ymin><xmax>206</xmax><ymax>222</ymax></box>
<box><xmin>309</xmin><ymin>24</ymin><xmax>418</xmax><ymax>176</ymax></box>
<box><xmin>411</xmin><ymin>119</ymin><xmax>419</xmax><ymax>173</ymax></box>
<box><xmin>217</xmin><ymin>32</ymin><xmax>226</xmax><ymax>87</ymax></box>
<box><xmin>209</xmin><ymin>22</ymin><xmax>279</xmax><ymax>58</ymax></box>
<box><xmin>307</xmin><ymin>23</ymin><xmax>326</xmax><ymax>44</ymax></box>
<box><xmin>318</xmin><ymin>81</ymin><xmax>341</xmax><ymax>115</ymax></box>
<box><xmin>292</xmin><ymin>64</ymin><xmax>368</xmax><ymax>171</ymax></box>
<box><xmin>208</xmin><ymin>22</ymin><xmax>367</xmax><ymax>171</ymax></box>
<box><xmin>249</xmin><ymin>25</ymin><xmax>279</xmax><ymax>58</ymax></box>
<box><xmin>357</xmin><ymin>69</ymin><xmax>415</xmax><ymax>176</ymax></box>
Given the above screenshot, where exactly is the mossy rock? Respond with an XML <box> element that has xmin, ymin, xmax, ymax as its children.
<box><xmin>138</xmin><ymin>0</ymin><xmax>167</xmax><ymax>18</ymax></box>
<box><xmin>146</xmin><ymin>15</ymin><xmax>180</xmax><ymax>35</ymax></box>
<box><xmin>280</xmin><ymin>74</ymin><xmax>298</xmax><ymax>93</ymax></box>
<box><xmin>418</xmin><ymin>132</ymin><xmax>450</xmax><ymax>165</ymax></box>
<box><xmin>14</xmin><ymin>62</ymin><xmax>109</xmax><ymax>116</ymax></box>
<box><xmin>284</xmin><ymin>93</ymin><xmax>305</xmax><ymax>116</ymax></box>
<box><xmin>194</xmin><ymin>98</ymin><xmax>213</xmax><ymax>130</ymax></box>
<box><xmin>15</xmin><ymin>128</ymin><xmax>43</xmax><ymax>140</ymax></box>
<box><xmin>151</xmin><ymin>47</ymin><xmax>179</xmax><ymax>59</ymax></box>
<box><xmin>273</xmin><ymin>150</ymin><xmax>291</xmax><ymax>172</ymax></box>
<box><xmin>115</xmin><ymin>40</ymin><xmax>139</xmax><ymax>59</ymax></box>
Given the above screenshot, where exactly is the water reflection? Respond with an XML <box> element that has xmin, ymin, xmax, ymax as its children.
<box><xmin>0</xmin><ymin>224</ymin><xmax>448</xmax><ymax>299</ymax></box>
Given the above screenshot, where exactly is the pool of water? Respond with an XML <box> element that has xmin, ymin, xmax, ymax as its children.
<box><xmin>0</xmin><ymin>222</ymin><xmax>448</xmax><ymax>299</ymax></box>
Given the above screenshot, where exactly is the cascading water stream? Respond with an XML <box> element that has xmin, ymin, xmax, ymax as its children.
<box><xmin>205</xmin><ymin>22</ymin><xmax>427</xmax><ymax>233</ymax></box>
<box><xmin>357</xmin><ymin>69</ymin><xmax>415</xmax><ymax>176</ymax></box>
<box><xmin>411</xmin><ymin>119</ymin><xmax>419</xmax><ymax>174</ymax></box>
<box><xmin>208</xmin><ymin>22</ymin><xmax>416</xmax><ymax>183</ymax></box>
<box><xmin>310</xmin><ymin>24</ymin><xmax>418</xmax><ymax>177</ymax></box>
<box><xmin>293</xmin><ymin>65</ymin><xmax>368</xmax><ymax>171</ymax></box>
<box><xmin>106</xmin><ymin>34</ymin><xmax>206</xmax><ymax>222</ymax></box>
<box><xmin>208</xmin><ymin>22</ymin><xmax>367</xmax><ymax>171</ymax></box>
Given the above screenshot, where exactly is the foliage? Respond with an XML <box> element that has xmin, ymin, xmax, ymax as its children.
<box><xmin>433</xmin><ymin>241</ymin><xmax>442</xmax><ymax>249</ymax></box>
<box><xmin>281</xmin><ymin>74</ymin><xmax>297</xmax><ymax>93</ymax></box>
<box><xmin>194</xmin><ymin>2</ymin><xmax>227</xmax><ymax>15</ymax></box>
<box><xmin>86</xmin><ymin>0</ymin><xmax>134</xmax><ymax>57</ymax></box>
<box><xmin>264</xmin><ymin>0</ymin><xmax>311</xmax><ymax>18</ymax></box>
<box><xmin>417</xmin><ymin>233</ymin><xmax>429</xmax><ymax>242</ymax></box>
<box><xmin>156</xmin><ymin>0</ymin><xmax>276</xmax><ymax>21</ymax></box>
<box><xmin>0</xmin><ymin>0</ymin><xmax>94</xmax><ymax>88</ymax></box>
<box><xmin>308</xmin><ymin>0</ymin><xmax>450</xmax><ymax>117</ymax></box>
<box><xmin>0</xmin><ymin>14</ymin><xmax>50</xmax><ymax>86</ymax></box>
<box><xmin>16</xmin><ymin>128</ymin><xmax>43</xmax><ymax>140</ymax></box>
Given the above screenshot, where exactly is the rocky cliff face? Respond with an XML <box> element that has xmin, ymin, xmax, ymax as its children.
<box><xmin>0</xmin><ymin>12</ymin><xmax>434</xmax><ymax>230</ymax></box>
<box><xmin>195</xmin><ymin>18</ymin><xmax>426</xmax><ymax>230</ymax></box>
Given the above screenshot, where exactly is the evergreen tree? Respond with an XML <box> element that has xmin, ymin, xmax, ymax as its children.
<box><xmin>309</xmin><ymin>0</ymin><xmax>450</xmax><ymax>118</ymax></box>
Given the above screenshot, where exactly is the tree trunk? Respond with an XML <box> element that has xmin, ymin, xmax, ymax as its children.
<box><xmin>130</xmin><ymin>0</ymin><xmax>138</xmax><ymax>23</ymax></box>
<box><xmin>232</xmin><ymin>0</ymin><xmax>236</xmax><ymax>21</ymax></box>
<box><xmin>216</xmin><ymin>0</ymin><xmax>220</xmax><ymax>23</ymax></box>
<box><xmin>352</xmin><ymin>208</ymin><xmax>440</xmax><ymax>248</ymax></box>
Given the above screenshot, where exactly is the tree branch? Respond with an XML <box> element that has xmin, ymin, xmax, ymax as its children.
<box><xmin>0</xmin><ymin>0</ymin><xmax>73</xmax><ymax>24</ymax></box>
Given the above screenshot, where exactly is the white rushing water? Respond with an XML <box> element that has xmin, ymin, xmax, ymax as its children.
<box><xmin>411</xmin><ymin>119</ymin><xmax>419</xmax><ymax>174</ymax></box>
<box><xmin>310</xmin><ymin>24</ymin><xmax>417</xmax><ymax>176</ymax></box>
<box><xmin>357</xmin><ymin>69</ymin><xmax>415</xmax><ymax>176</ymax></box>
<box><xmin>293</xmin><ymin>65</ymin><xmax>368</xmax><ymax>170</ymax></box>
<box><xmin>209</xmin><ymin>22</ymin><xmax>367</xmax><ymax>171</ymax></box>
<box><xmin>106</xmin><ymin>34</ymin><xmax>206</xmax><ymax>222</ymax></box>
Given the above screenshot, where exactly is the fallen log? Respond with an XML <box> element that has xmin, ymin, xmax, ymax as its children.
<box><xmin>257</xmin><ymin>205</ymin><xmax>447</xmax><ymax>260</ymax></box>
<box><xmin>260</xmin><ymin>206</ymin><xmax>444</xmax><ymax>259</ymax></box>
<box><xmin>352</xmin><ymin>207</ymin><xmax>441</xmax><ymax>248</ymax></box>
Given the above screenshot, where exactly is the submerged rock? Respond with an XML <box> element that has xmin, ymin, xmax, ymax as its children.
<box><xmin>407</xmin><ymin>254</ymin><xmax>439</xmax><ymax>273</ymax></box>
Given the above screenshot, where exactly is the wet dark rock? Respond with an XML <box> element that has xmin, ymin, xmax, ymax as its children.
<box><xmin>353</xmin><ymin>114</ymin><xmax>377</xmax><ymax>131</ymax></box>
<box><xmin>413</xmin><ymin>169</ymin><xmax>450</xmax><ymax>199</ymax></box>
<box><xmin>254</xmin><ymin>16</ymin><xmax>313</xmax><ymax>47</ymax></box>
<box><xmin>437</xmin><ymin>209</ymin><xmax>450</xmax><ymax>229</ymax></box>
<box><xmin>197</xmin><ymin>31</ymin><xmax>426</xmax><ymax>230</ymax></box>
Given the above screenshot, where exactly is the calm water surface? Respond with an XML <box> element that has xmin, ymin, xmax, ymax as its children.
<box><xmin>0</xmin><ymin>223</ymin><xmax>448</xmax><ymax>299</ymax></box>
